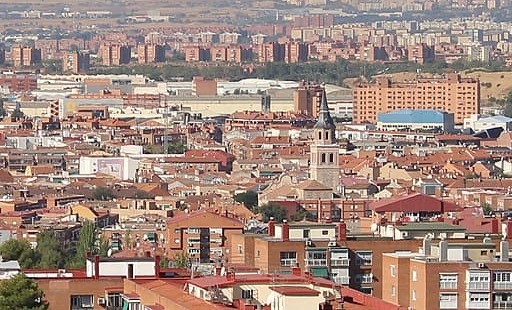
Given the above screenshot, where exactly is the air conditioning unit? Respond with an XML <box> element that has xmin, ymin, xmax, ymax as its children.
<box><xmin>97</xmin><ymin>297</ymin><xmax>106</xmax><ymax>305</ymax></box>
<box><xmin>306</xmin><ymin>239</ymin><xmax>313</xmax><ymax>246</ymax></box>
<box><xmin>328</xmin><ymin>241</ymin><xmax>337</xmax><ymax>247</ymax></box>
<box><xmin>478</xmin><ymin>262</ymin><xmax>486</xmax><ymax>268</ymax></box>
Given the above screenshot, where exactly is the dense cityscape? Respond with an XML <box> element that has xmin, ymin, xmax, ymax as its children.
<box><xmin>3</xmin><ymin>0</ymin><xmax>512</xmax><ymax>310</ymax></box>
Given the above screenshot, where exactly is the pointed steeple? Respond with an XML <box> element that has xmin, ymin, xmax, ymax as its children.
<box><xmin>313</xmin><ymin>89</ymin><xmax>335</xmax><ymax>130</ymax></box>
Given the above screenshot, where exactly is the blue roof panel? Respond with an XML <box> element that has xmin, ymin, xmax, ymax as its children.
<box><xmin>377</xmin><ymin>109</ymin><xmax>448</xmax><ymax>123</ymax></box>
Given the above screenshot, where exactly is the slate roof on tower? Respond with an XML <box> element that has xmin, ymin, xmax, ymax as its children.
<box><xmin>313</xmin><ymin>89</ymin><xmax>335</xmax><ymax>130</ymax></box>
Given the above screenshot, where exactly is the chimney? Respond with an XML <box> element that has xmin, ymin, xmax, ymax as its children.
<box><xmin>395</xmin><ymin>219</ymin><xmax>403</xmax><ymax>226</ymax></box>
<box><xmin>423</xmin><ymin>235</ymin><xmax>431</xmax><ymax>256</ymax></box>
<box><xmin>438</xmin><ymin>239</ymin><xmax>448</xmax><ymax>262</ymax></box>
<box><xmin>507</xmin><ymin>220</ymin><xmax>512</xmax><ymax>239</ymax></box>
<box><xmin>86</xmin><ymin>251</ymin><xmax>91</xmax><ymax>259</ymax></box>
<box><xmin>291</xmin><ymin>267</ymin><xmax>301</xmax><ymax>276</ymax></box>
<box><xmin>94</xmin><ymin>255</ymin><xmax>100</xmax><ymax>279</ymax></box>
<box><xmin>268</xmin><ymin>217</ymin><xmax>275</xmax><ymax>237</ymax></box>
<box><xmin>145</xmin><ymin>251</ymin><xmax>151</xmax><ymax>257</ymax></box>
<box><xmin>491</xmin><ymin>218</ymin><xmax>499</xmax><ymax>234</ymax></box>
<box><xmin>215</xmin><ymin>267</ymin><xmax>222</xmax><ymax>276</ymax></box>
<box><xmin>155</xmin><ymin>255</ymin><xmax>161</xmax><ymax>278</ymax></box>
<box><xmin>337</xmin><ymin>222</ymin><xmax>347</xmax><ymax>242</ymax></box>
<box><xmin>501</xmin><ymin>240</ymin><xmax>510</xmax><ymax>262</ymax></box>
<box><xmin>226</xmin><ymin>271</ymin><xmax>235</xmax><ymax>282</ymax></box>
<box><xmin>282</xmin><ymin>220</ymin><xmax>289</xmax><ymax>242</ymax></box>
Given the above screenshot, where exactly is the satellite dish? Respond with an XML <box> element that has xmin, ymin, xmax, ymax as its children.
<box><xmin>107</xmin><ymin>248</ymin><xmax>113</xmax><ymax>257</ymax></box>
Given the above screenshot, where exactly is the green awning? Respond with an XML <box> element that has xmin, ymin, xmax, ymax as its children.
<box><xmin>310</xmin><ymin>267</ymin><xmax>329</xmax><ymax>279</ymax></box>
<box><xmin>122</xmin><ymin>302</ymin><xmax>128</xmax><ymax>310</ymax></box>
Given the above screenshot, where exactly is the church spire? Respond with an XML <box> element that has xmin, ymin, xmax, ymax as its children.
<box><xmin>313</xmin><ymin>89</ymin><xmax>335</xmax><ymax>130</ymax></box>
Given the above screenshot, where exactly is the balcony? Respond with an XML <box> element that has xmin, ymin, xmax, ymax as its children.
<box><xmin>494</xmin><ymin>301</ymin><xmax>512</xmax><ymax>309</ymax></box>
<box><xmin>280</xmin><ymin>259</ymin><xmax>297</xmax><ymax>267</ymax></box>
<box><xmin>306</xmin><ymin>259</ymin><xmax>327</xmax><ymax>267</ymax></box>
<box><xmin>330</xmin><ymin>258</ymin><xmax>349</xmax><ymax>267</ymax></box>
<box><xmin>466</xmin><ymin>301</ymin><xmax>490</xmax><ymax>309</ymax></box>
<box><xmin>440</xmin><ymin>282</ymin><xmax>457</xmax><ymax>290</ymax></box>
<box><xmin>467</xmin><ymin>282</ymin><xmax>490</xmax><ymax>291</ymax></box>
<box><xmin>494</xmin><ymin>282</ymin><xmax>512</xmax><ymax>290</ymax></box>
<box><xmin>333</xmin><ymin>276</ymin><xmax>350</xmax><ymax>285</ymax></box>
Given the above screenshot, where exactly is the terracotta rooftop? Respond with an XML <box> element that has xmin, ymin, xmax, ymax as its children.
<box><xmin>270</xmin><ymin>286</ymin><xmax>320</xmax><ymax>296</ymax></box>
<box><xmin>371</xmin><ymin>192</ymin><xmax>461</xmax><ymax>213</ymax></box>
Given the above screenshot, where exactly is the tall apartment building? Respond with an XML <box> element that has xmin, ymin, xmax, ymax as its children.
<box><xmin>11</xmin><ymin>46</ymin><xmax>41</xmax><ymax>67</ymax></box>
<box><xmin>284</xmin><ymin>42</ymin><xmax>309</xmax><ymax>63</ymax></box>
<box><xmin>293</xmin><ymin>82</ymin><xmax>323</xmax><ymax>117</ymax></box>
<box><xmin>100</xmin><ymin>43</ymin><xmax>131</xmax><ymax>66</ymax></box>
<box><xmin>382</xmin><ymin>236</ymin><xmax>512</xmax><ymax>310</ymax></box>
<box><xmin>63</xmin><ymin>51</ymin><xmax>90</xmax><ymax>74</ymax></box>
<box><xmin>353</xmin><ymin>74</ymin><xmax>480</xmax><ymax>124</ymax></box>
<box><xmin>257</xmin><ymin>42</ymin><xmax>285</xmax><ymax>63</ymax></box>
<box><xmin>184</xmin><ymin>46</ymin><xmax>210</xmax><ymax>62</ymax></box>
<box><xmin>408</xmin><ymin>43</ymin><xmax>435</xmax><ymax>64</ymax></box>
<box><xmin>137</xmin><ymin>44</ymin><xmax>165</xmax><ymax>64</ymax></box>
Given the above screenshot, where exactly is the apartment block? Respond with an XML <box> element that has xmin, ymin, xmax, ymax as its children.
<box><xmin>284</xmin><ymin>42</ymin><xmax>309</xmax><ymax>63</ymax></box>
<box><xmin>257</xmin><ymin>42</ymin><xmax>285</xmax><ymax>63</ymax></box>
<box><xmin>353</xmin><ymin>74</ymin><xmax>480</xmax><ymax>124</ymax></box>
<box><xmin>293</xmin><ymin>82</ymin><xmax>323</xmax><ymax>117</ymax></box>
<box><xmin>137</xmin><ymin>44</ymin><xmax>165</xmax><ymax>64</ymax></box>
<box><xmin>0</xmin><ymin>74</ymin><xmax>38</xmax><ymax>92</ymax></box>
<box><xmin>11</xmin><ymin>46</ymin><xmax>41</xmax><ymax>67</ymax></box>
<box><xmin>382</xmin><ymin>237</ymin><xmax>512</xmax><ymax>310</ymax></box>
<box><xmin>408</xmin><ymin>43</ymin><xmax>435</xmax><ymax>64</ymax></box>
<box><xmin>100</xmin><ymin>43</ymin><xmax>131</xmax><ymax>66</ymax></box>
<box><xmin>165</xmin><ymin>210</ymin><xmax>244</xmax><ymax>263</ymax></box>
<box><xmin>184</xmin><ymin>46</ymin><xmax>210</xmax><ymax>62</ymax></box>
<box><xmin>63</xmin><ymin>51</ymin><xmax>90</xmax><ymax>74</ymax></box>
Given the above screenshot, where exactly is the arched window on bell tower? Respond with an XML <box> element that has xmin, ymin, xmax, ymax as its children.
<box><xmin>321</xmin><ymin>153</ymin><xmax>326</xmax><ymax>163</ymax></box>
<box><xmin>329</xmin><ymin>153</ymin><xmax>334</xmax><ymax>163</ymax></box>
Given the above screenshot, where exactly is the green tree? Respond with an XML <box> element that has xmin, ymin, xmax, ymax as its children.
<box><xmin>159</xmin><ymin>256</ymin><xmax>170</xmax><ymax>268</ymax></box>
<box><xmin>0</xmin><ymin>238</ymin><xmax>38</xmax><ymax>268</ymax></box>
<box><xmin>481</xmin><ymin>203</ymin><xmax>493</xmax><ymax>215</ymax></box>
<box><xmin>68</xmin><ymin>221</ymin><xmax>109</xmax><ymax>268</ymax></box>
<box><xmin>259</xmin><ymin>203</ymin><xmax>287</xmax><ymax>223</ymax></box>
<box><xmin>36</xmin><ymin>230</ymin><xmax>64</xmax><ymax>269</ymax></box>
<box><xmin>233</xmin><ymin>191</ymin><xmax>258</xmax><ymax>211</ymax></box>
<box><xmin>172</xmin><ymin>251</ymin><xmax>191</xmax><ymax>268</ymax></box>
<box><xmin>0</xmin><ymin>99</ymin><xmax>7</xmax><ymax>118</ymax></box>
<box><xmin>92</xmin><ymin>186</ymin><xmax>114</xmax><ymax>201</ymax></box>
<box><xmin>167</xmin><ymin>143</ymin><xmax>186</xmax><ymax>154</ymax></box>
<box><xmin>0</xmin><ymin>273</ymin><xmax>48</xmax><ymax>309</ymax></box>
<box><xmin>11</xmin><ymin>107</ymin><xmax>24</xmax><ymax>120</ymax></box>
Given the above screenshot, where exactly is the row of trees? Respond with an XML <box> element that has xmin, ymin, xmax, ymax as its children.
<box><xmin>233</xmin><ymin>191</ymin><xmax>312</xmax><ymax>223</ymax></box>
<box><xmin>92</xmin><ymin>59</ymin><xmax>509</xmax><ymax>85</ymax></box>
<box><xmin>0</xmin><ymin>221</ymin><xmax>107</xmax><ymax>269</ymax></box>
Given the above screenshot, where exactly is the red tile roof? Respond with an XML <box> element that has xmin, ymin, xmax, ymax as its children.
<box><xmin>270</xmin><ymin>286</ymin><xmax>320</xmax><ymax>296</ymax></box>
<box><xmin>371</xmin><ymin>192</ymin><xmax>461</xmax><ymax>213</ymax></box>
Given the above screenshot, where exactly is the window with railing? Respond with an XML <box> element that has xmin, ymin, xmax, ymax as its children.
<box><xmin>439</xmin><ymin>293</ymin><xmax>457</xmax><ymax>309</ymax></box>
<box><xmin>494</xmin><ymin>272</ymin><xmax>512</xmax><ymax>290</ymax></box>
<box><xmin>439</xmin><ymin>274</ymin><xmax>458</xmax><ymax>290</ymax></box>
<box><xmin>306</xmin><ymin>251</ymin><xmax>327</xmax><ymax>266</ymax></box>
<box><xmin>280</xmin><ymin>251</ymin><xmax>297</xmax><ymax>267</ymax></box>
<box><xmin>467</xmin><ymin>272</ymin><xmax>490</xmax><ymax>290</ymax></box>
<box><xmin>494</xmin><ymin>293</ymin><xmax>512</xmax><ymax>309</ymax></box>
<box><xmin>466</xmin><ymin>293</ymin><xmax>490</xmax><ymax>309</ymax></box>
<box><xmin>355</xmin><ymin>251</ymin><xmax>372</xmax><ymax>266</ymax></box>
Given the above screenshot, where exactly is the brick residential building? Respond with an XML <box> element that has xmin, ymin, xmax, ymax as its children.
<box><xmin>63</xmin><ymin>51</ymin><xmax>90</xmax><ymax>74</ymax></box>
<box><xmin>0</xmin><ymin>74</ymin><xmax>38</xmax><ymax>92</ymax></box>
<box><xmin>137</xmin><ymin>44</ymin><xmax>165</xmax><ymax>64</ymax></box>
<box><xmin>353</xmin><ymin>73</ymin><xmax>480</xmax><ymax>124</ymax></box>
<box><xmin>11</xmin><ymin>46</ymin><xmax>41</xmax><ymax>67</ymax></box>
<box><xmin>100</xmin><ymin>43</ymin><xmax>131</xmax><ymax>66</ymax></box>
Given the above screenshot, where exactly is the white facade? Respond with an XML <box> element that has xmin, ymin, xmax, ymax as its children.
<box><xmin>464</xmin><ymin>114</ymin><xmax>512</xmax><ymax>132</ymax></box>
<box><xmin>79</xmin><ymin>156</ymin><xmax>139</xmax><ymax>180</ymax></box>
<box><xmin>85</xmin><ymin>258</ymin><xmax>156</xmax><ymax>278</ymax></box>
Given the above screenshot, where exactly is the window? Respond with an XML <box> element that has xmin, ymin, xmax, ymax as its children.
<box><xmin>71</xmin><ymin>295</ymin><xmax>93</xmax><ymax>309</ymax></box>
<box><xmin>440</xmin><ymin>274</ymin><xmax>458</xmax><ymax>289</ymax></box>
<box><xmin>412</xmin><ymin>290</ymin><xmax>417</xmax><ymax>301</ymax></box>
<box><xmin>322</xmin><ymin>230</ymin><xmax>329</xmax><ymax>235</ymax></box>
<box><xmin>355</xmin><ymin>251</ymin><xmax>372</xmax><ymax>266</ymax></box>
<box><xmin>439</xmin><ymin>293</ymin><xmax>457</xmax><ymax>309</ymax></box>
<box><xmin>412</xmin><ymin>270</ymin><xmax>417</xmax><ymax>282</ymax></box>
<box><xmin>318</xmin><ymin>131</ymin><xmax>322</xmax><ymax>140</ymax></box>
<box><xmin>391</xmin><ymin>285</ymin><xmax>396</xmax><ymax>296</ymax></box>
<box><xmin>241</xmin><ymin>289</ymin><xmax>254</xmax><ymax>299</ymax></box>
<box><xmin>494</xmin><ymin>272</ymin><xmax>512</xmax><ymax>282</ymax></box>
<box><xmin>321</xmin><ymin>153</ymin><xmax>326</xmax><ymax>163</ymax></box>
<box><xmin>303</xmin><ymin>229</ymin><xmax>310</xmax><ymax>239</ymax></box>
<box><xmin>329</xmin><ymin>153</ymin><xmax>334</xmax><ymax>163</ymax></box>
<box><xmin>237</xmin><ymin>244</ymin><xmax>243</xmax><ymax>254</ymax></box>
<box><xmin>280</xmin><ymin>251</ymin><xmax>297</xmax><ymax>266</ymax></box>
<box><xmin>390</xmin><ymin>265</ymin><xmax>396</xmax><ymax>277</ymax></box>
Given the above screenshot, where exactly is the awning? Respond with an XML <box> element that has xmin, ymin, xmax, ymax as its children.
<box><xmin>310</xmin><ymin>267</ymin><xmax>329</xmax><ymax>279</ymax></box>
